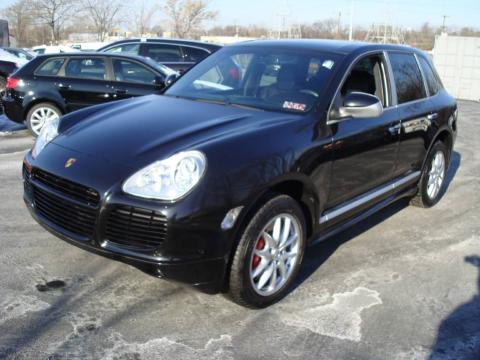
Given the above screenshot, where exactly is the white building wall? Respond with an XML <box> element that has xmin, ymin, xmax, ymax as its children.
<box><xmin>433</xmin><ymin>34</ymin><xmax>480</xmax><ymax>101</ymax></box>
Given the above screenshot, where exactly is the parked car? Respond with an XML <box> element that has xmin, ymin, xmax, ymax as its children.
<box><xmin>2</xmin><ymin>52</ymin><xmax>177</xmax><ymax>135</ymax></box>
<box><xmin>0</xmin><ymin>48</ymin><xmax>29</xmax><ymax>94</ymax></box>
<box><xmin>22</xmin><ymin>40</ymin><xmax>457</xmax><ymax>308</ymax></box>
<box><xmin>1</xmin><ymin>47</ymin><xmax>35</xmax><ymax>61</ymax></box>
<box><xmin>97</xmin><ymin>38</ymin><xmax>221</xmax><ymax>72</ymax></box>
<box><xmin>32</xmin><ymin>45</ymin><xmax>80</xmax><ymax>55</ymax></box>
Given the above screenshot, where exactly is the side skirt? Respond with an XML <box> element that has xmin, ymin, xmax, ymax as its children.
<box><xmin>310</xmin><ymin>186</ymin><xmax>417</xmax><ymax>246</ymax></box>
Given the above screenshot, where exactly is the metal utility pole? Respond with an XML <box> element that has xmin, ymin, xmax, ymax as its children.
<box><xmin>442</xmin><ymin>15</ymin><xmax>449</xmax><ymax>33</ymax></box>
<box><xmin>349</xmin><ymin>0</ymin><xmax>354</xmax><ymax>41</ymax></box>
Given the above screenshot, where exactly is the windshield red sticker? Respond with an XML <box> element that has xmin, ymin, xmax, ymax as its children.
<box><xmin>283</xmin><ymin>101</ymin><xmax>307</xmax><ymax>111</ymax></box>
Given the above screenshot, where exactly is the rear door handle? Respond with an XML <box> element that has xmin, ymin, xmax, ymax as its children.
<box><xmin>57</xmin><ymin>83</ymin><xmax>71</xmax><ymax>90</ymax></box>
<box><xmin>115</xmin><ymin>89</ymin><xmax>128</xmax><ymax>95</ymax></box>
<box><xmin>388</xmin><ymin>123</ymin><xmax>401</xmax><ymax>135</ymax></box>
<box><xmin>427</xmin><ymin>113</ymin><xmax>438</xmax><ymax>121</ymax></box>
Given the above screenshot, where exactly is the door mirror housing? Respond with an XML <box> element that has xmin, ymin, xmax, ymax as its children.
<box><xmin>339</xmin><ymin>92</ymin><xmax>383</xmax><ymax>119</ymax></box>
<box><xmin>153</xmin><ymin>76</ymin><xmax>166</xmax><ymax>89</ymax></box>
<box><xmin>165</xmin><ymin>73</ymin><xmax>180</xmax><ymax>87</ymax></box>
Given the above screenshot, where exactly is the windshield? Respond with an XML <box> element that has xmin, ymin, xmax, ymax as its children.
<box><xmin>165</xmin><ymin>46</ymin><xmax>342</xmax><ymax>113</ymax></box>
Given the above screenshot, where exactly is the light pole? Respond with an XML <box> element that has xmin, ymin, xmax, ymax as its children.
<box><xmin>349</xmin><ymin>0</ymin><xmax>354</xmax><ymax>41</ymax></box>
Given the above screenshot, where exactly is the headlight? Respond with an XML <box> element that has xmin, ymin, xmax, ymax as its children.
<box><xmin>122</xmin><ymin>151</ymin><xmax>206</xmax><ymax>201</ymax></box>
<box><xmin>32</xmin><ymin>117</ymin><xmax>60</xmax><ymax>158</ymax></box>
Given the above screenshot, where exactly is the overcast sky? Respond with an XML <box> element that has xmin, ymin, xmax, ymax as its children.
<box><xmin>1</xmin><ymin>0</ymin><xmax>479</xmax><ymax>30</ymax></box>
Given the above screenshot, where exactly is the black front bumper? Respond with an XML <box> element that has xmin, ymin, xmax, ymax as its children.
<box><xmin>22</xmin><ymin>152</ymin><xmax>233</xmax><ymax>294</ymax></box>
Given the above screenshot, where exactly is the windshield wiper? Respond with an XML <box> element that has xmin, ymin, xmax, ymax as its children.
<box><xmin>228</xmin><ymin>103</ymin><xmax>265</xmax><ymax>111</ymax></box>
<box><xmin>165</xmin><ymin>94</ymin><xmax>264</xmax><ymax>111</ymax></box>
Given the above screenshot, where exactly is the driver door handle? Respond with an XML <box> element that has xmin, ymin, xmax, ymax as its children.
<box><xmin>388</xmin><ymin>123</ymin><xmax>401</xmax><ymax>136</ymax></box>
<box><xmin>57</xmin><ymin>83</ymin><xmax>71</xmax><ymax>90</ymax></box>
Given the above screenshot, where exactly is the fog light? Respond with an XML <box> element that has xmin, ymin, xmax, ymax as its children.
<box><xmin>221</xmin><ymin>206</ymin><xmax>244</xmax><ymax>230</ymax></box>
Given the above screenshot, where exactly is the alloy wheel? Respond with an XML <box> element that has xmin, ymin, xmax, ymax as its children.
<box><xmin>249</xmin><ymin>214</ymin><xmax>302</xmax><ymax>296</ymax></box>
<box><xmin>427</xmin><ymin>150</ymin><xmax>445</xmax><ymax>200</ymax></box>
<box><xmin>29</xmin><ymin>107</ymin><xmax>60</xmax><ymax>135</ymax></box>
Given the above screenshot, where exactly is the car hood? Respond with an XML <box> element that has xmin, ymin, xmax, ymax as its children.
<box><xmin>53</xmin><ymin>95</ymin><xmax>296</xmax><ymax>167</ymax></box>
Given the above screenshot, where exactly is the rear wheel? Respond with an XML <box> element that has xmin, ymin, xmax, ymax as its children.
<box><xmin>411</xmin><ymin>141</ymin><xmax>449</xmax><ymax>208</ymax></box>
<box><xmin>26</xmin><ymin>103</ymin><xmax>61</xmax><ymax>136</ymax></box>
<box><xmin>228</xmin><ymin>194</ymin><xmax>306</xmax><ymax>308</ymax></box>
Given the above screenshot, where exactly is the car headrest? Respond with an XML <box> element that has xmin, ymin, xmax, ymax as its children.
<box><xmin>342</xmin><ymin>70</ymin><xmax>376</xmax><ymax>95</ymax></box>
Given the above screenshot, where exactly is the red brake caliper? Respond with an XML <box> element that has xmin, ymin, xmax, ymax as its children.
<box><xmin>252</xmin><ymin>237</ymin><xmax>265</xmax><ymax>269</ymax></box>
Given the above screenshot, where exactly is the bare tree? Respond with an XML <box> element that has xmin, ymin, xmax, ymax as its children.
<box><xmin>162</xmin><ymin>0</ymin><xmax>217</xmax><ymax>39</ymax></box>
<box><xmin>32</xmin><ymin>0</ymin><xmax>77</xmax><ymax>44</ymax></box>
<box><xmin>129</xmin><ymin>0</ymin><xmax>158</xmax><ymax>37</ymax></box>
<box><xmin>82</xmin><ymin>0</ymin><xmax>123</xmax><ymax>41</ymax></box>
<box><xmin>2</xmin><ymin>0</ymin><xmax>32</xmax><ymax>46</ymax></box>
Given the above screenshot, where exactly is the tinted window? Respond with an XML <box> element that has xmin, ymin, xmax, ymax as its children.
<box><xmin>341</xmin><ymin>54</ymin><xmax>388</xmax><ymax>107</ymax></box>
<box><xmin>65</xmin><ymin>58</ymin><xmax>106</xmax><ymax>80</ymax></box>
<box><xmin>182</xmin><ymin>46</ymin><xmax>209</xmax><ymax>62</ymax></box>
<box><xmin>145</xmin><ymin>44</ymin><xmax>182</xmax><ymax>62</ymax></box>
<box><xmin>418</xmin><ymin>56</ymin><xmax>441</xmax><ymax>96</ymax></box>
<box><xmin>104</xmin><ymin>43</ymin><xmax>140</xmax><ymax>55</ymax></box>
<box><xmin>36</xmin><ymin>58</ymin><xmax>65</xmax><ymax>76</ymax></box>
<box><xmin>112</xmin><ymin>59</ymin><xmax>157</xmax><ymax>84</ymax></box>
<box><xmin>389</xmin><ymin>52</ymin><xmax>426</xmax><ymax>104</ymax></box>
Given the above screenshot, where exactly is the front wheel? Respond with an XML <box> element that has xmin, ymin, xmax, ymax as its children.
<box><xmin>228</xmin><ymin>194</ymin><xmax>306</xmax><ymax>308</ymax></box>
<box><xmin>26</xmin><ymin>103</ymin><xmax>61</xmax><ymax>136</ymax></box>
<box><xmin>411</xmin><ymin>141</ymin><xmax>449</xmax><ymax>208</ymax></box>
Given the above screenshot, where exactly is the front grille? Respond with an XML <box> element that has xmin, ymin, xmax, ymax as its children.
<box><xmin>32</xmin><ymin>169</ymin><xmax>99</xmax><ymax>207</ymax></box>
<box><xmin>104</xmin><ymin>205</ymin><xmax>167</xmax><ymax>249</ymax></box>
<box><xmin>24</xmin><ymin>166</ymin><xmax>99</xmax><ymax>238</ymax></box>
<box><xmin>32</xmin><ymin>185</ymin><xmax>97</xmax><ymax>237</ymax></box>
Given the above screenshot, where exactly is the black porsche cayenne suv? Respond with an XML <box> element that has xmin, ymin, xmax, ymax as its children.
<box><xmin>22</xmin><ymin>40</ymin><xmax>457</xmax><ymax>308</ymax></box>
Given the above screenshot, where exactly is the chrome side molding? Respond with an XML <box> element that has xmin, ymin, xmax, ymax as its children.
<box><xmin>320</xmin><ymin>171</ymin><xmax>421</xmax><ymax>224</ymax></box>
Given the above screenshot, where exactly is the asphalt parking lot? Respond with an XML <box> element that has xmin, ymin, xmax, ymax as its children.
<box><xmin>0</xmin><ymin>100</ymin><xmax>479</xmax><ymax>360</ymax></box>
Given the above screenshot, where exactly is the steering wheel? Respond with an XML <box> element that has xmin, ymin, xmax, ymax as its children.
<box><xmin>300</xmin><ymin>89</ymin><xmax>319</xmax><ymax>98</ymax></box>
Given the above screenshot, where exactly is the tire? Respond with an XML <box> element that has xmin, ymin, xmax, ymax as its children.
<box><xmin>26</xmin><ymin>103</ymin><xmax>62</xmax><ymax>137</ymax></box>
<box><xmin>228</xmin><ymin>194</ymin><xmax>307</xmax><ymax>308</ymax></box>
<box><xmin>411</xmin><ymin>141</ymin><xmax>449</xmax><ymax>208</ymax></box>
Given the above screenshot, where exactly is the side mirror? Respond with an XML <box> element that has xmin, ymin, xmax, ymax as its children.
<box><xmin>165</xmin><ymin>73</ymin><xmax>180</xmax><ymax>87</ymax></box>
<box><xmin>339</xmin><ymin>92</ymin><xmax>383</xmax><ymax>119</ymax></box>
<box><xmin>153</xmin><ymin>76</ymin><xmax>166</xmax><ymax>90</ymax></box>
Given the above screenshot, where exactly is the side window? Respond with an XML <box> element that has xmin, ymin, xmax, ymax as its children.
<box><xmin>182</xmin><ymin>47</ymin><xmax>209</xmax><ymax>62</ymax></box>
<box><xmin>144</xmin><ymin>44</ymin><xmax>182</xmax><ymax>62</ymax></box>
<box><xmin>65</xmin><ymin>58</ymin><xmax>106</xmax><ymax>80</ymax></box>
<box><xmin>112</xmin><ymin>59</ymin><xmax>157</xmax><ymax>84</ymax></box>
<box><xmin>389</xmin><ymin>52</ymin><xmax>426</xmax><ymax>104</ymax></box>
<box><xmin>418</xmin><ymin>56</ymin><xmax>441</xmax><ymax>96</ymax></box>
<box><xmin>35</xmin><ymin>58</ymin><xmax>65</xmax><ymax>76</ymax></box>
<box><xmin>104</xmin><ymin>43</ymin><xmax>140</xmax><ymax>55</ymax></box>
<box><xmin>340</xmin><ymin>54</ymin><xmax>389</xmax><ymax>107</ymax></box>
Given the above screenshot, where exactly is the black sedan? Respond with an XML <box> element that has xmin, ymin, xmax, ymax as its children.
<box><xmin>22</xmin><ymin>40</ymin><xmax>457</xmax><ymax>308</ymax></box>
<box><xmin>2</xmin><ymin>52</ymin><xmax>177</xmax><ymax>135</ymax></box>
